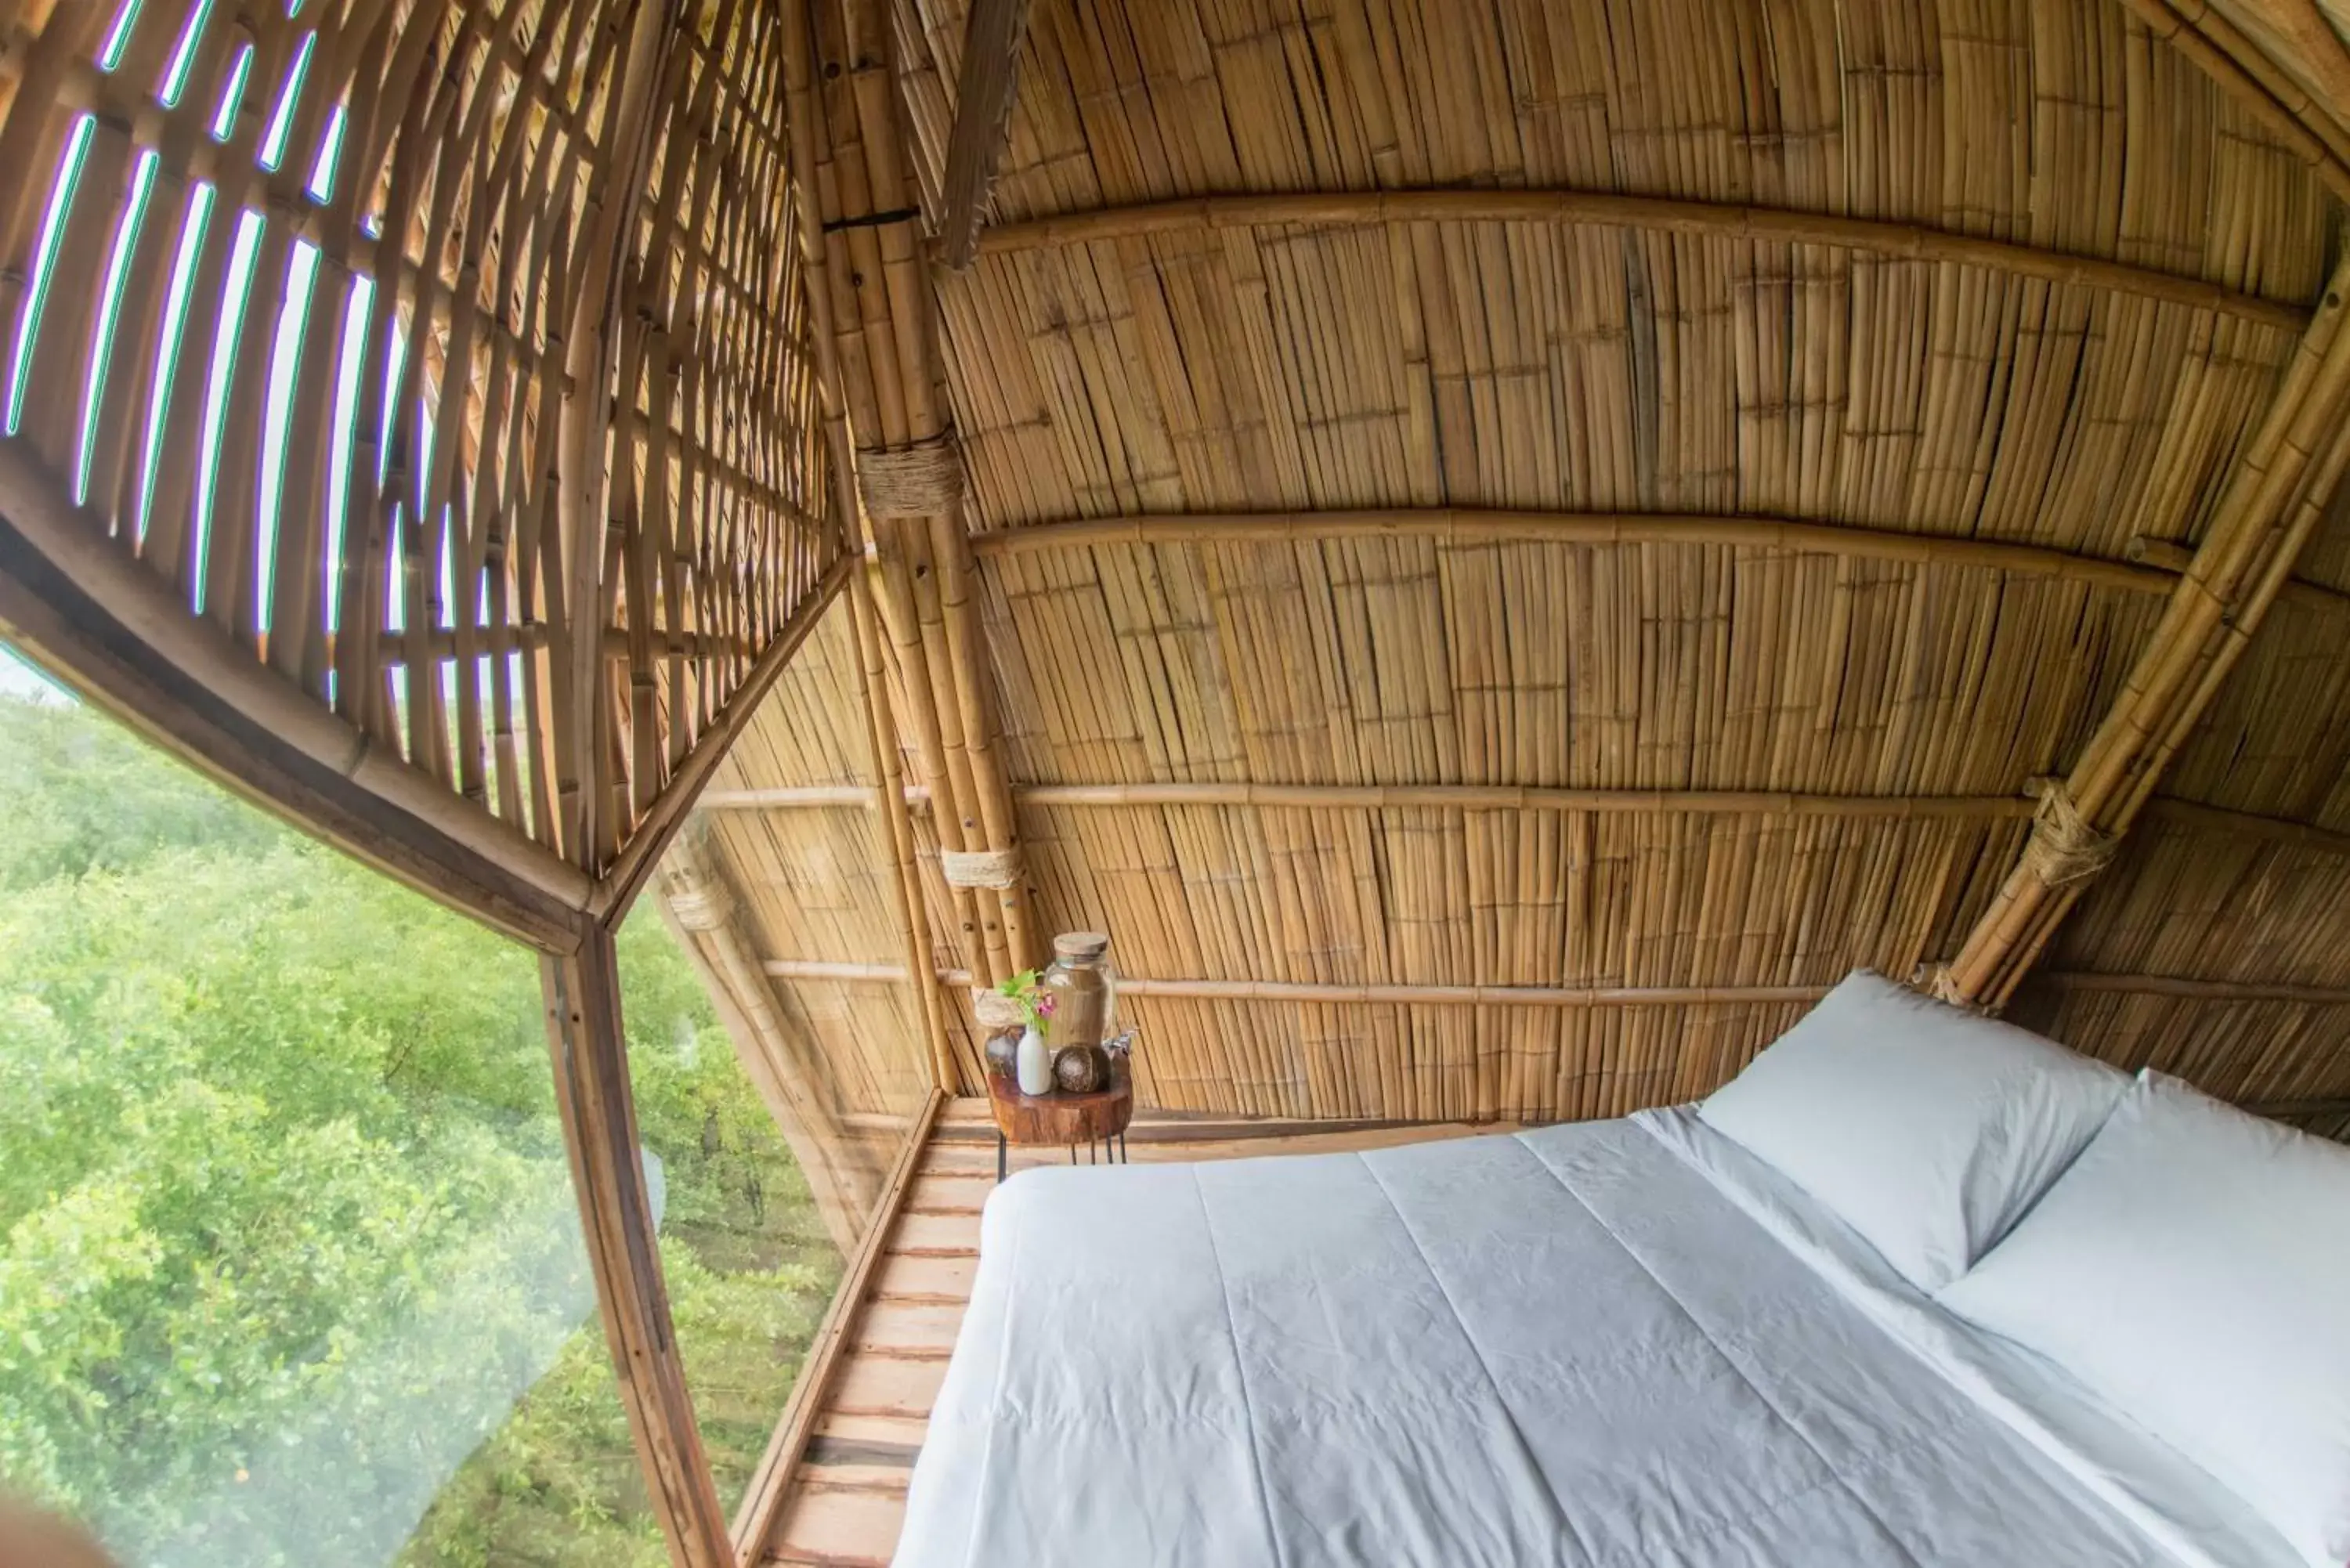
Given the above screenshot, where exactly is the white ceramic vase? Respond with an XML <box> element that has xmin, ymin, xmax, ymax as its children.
<box><xmin>1015</xmin><ymin>1024</ymin><xmax>1053</xmax><ymax>1095</ymax></box>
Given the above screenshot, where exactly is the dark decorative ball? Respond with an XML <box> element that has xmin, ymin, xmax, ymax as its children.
<box><xmin>1052</xmin><ymin>1045</ymin><xmax>1104</xmax><ymax>1094</ymax></box>
<box><xmin>984</xmin><ymin>1031</ymin><xmax>1020</xmax><ymax>1079</ymax></box>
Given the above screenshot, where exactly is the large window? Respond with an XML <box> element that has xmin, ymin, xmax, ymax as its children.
<box><xmin>0</xmin><ymin>649</ymin><xmax>841</xmax><ymax>1566</ymax></box>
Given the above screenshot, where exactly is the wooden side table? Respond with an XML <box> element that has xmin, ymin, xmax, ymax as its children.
<box><xmin>985</xmin><ymin>1058</ymin><xmax>1134</xmax><ymax>1181</ymax></box>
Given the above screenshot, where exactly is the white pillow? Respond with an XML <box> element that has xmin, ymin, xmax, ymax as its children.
<box><xmin>1697</xmin><ymin>970</ymin><xmax>2127</xmax><ymax>1290</ymax></box>
<box><xmin>1940</xmin><ymin>1072</ymin><xmax>2350</xmax><ymax>1568</ymax></box>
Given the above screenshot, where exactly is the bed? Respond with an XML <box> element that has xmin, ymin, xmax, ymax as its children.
<box><xmin>892</xmin><ymin>977</ymin><xmax>2348</xmax><ymax>1568</ymax></box>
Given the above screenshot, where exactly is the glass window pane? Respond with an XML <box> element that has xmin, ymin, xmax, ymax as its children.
<box><xmin>0</xmin><ymin>648</ymin><xmax>671</xmax><ymax>1568</ymax></box>
<box><xmin>610</xmin><ymin>912</ymin><xmax>847</xmax><ymax>1513</ymax></box>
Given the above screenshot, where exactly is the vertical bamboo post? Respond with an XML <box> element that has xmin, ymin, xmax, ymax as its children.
<box><xmin>837</xmin><ymin>0</ymin><xmax>1036</xmax><ymax>977</ymax></box>
<box><xmin>784</xmin><ymin>0</ymin><xmax>961</xmax><ymax>1089</ymax></box>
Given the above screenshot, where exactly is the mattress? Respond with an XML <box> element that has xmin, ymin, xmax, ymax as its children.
<box><xmin>892</xmin><ymin>1110</ymin><xmax>2301</xmax><ymax>1568</ymax></box>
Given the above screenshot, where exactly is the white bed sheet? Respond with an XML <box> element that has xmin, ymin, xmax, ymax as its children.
<box><xmin>892</xmin><ymin>1111</ymin><xmax>2299</xmax><ymax>1568</ymax></box>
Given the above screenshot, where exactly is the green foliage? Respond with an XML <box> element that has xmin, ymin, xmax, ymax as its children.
<box><xmin>0</xmin><ymin>697</ymin><xmax>282</xmax><ymax>891</ymax></box>
<box><xmin>0</xmin><ymin>689</ymin><xmax>842</xmax><ymax>1566</ymax></box>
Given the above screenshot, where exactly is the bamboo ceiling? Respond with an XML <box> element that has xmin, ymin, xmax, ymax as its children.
<box><xmin>658</xmin><ymin>0</ymin><xmax>2350</xmax><ymax>1133</ymax></box>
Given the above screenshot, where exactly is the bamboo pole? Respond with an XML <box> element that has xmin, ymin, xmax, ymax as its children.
<box><xmin>782</xmin><ymin>0</ymin><xmax>958</xmax><ymax>1089</ymax></box>
<box><xmin>837</xmin><ymin>0</ymin><xmax>1035</xmax><ymax>978</ymax></box>
<box><xmin>850</xmin><ymin>562</ymin><xmax>961</xmax><ymax>1091</ymax></box>
<box><xmin>1940</xmin><ymin>254</ymin><xmax>2350</xmax><ymax>1009</ymax></box>
<box><xmin>972</xmin><ymin>190</ymin><xmax>2311</xmax><ymax>328</ymax></box>
<box><xmin>789</xmin><ymin>0</ymin><xmax>1000</xmax><ymax>995</ymax></box>
<box><xmin>703</xmin><ymin>781</ymin><xmax>2030</xmax><ymax>818</ymax></box>
<box><xmin>656</xmin><ymin>842</ymin><xmax>870</xmax><ymax>1252</ymax></box>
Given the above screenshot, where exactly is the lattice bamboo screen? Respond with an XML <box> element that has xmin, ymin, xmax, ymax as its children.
<box><xmin>0</xmin><ymin>0</ymin><xmax>833</xmax><ymax>876</ymax></box>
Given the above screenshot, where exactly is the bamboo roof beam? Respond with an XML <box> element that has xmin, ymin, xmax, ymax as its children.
<box><xmin>936</xmin><ymin>0</ymin><xmax>1033</xmax><ymax>269</ymax></box>
<box><xmin>971</xmin><ymin>192</ymin><xmax>2310</xmax><ymax>331</ymax></box>
<box><xmin>701</xmin><ymin>784</ymin><xmax>2350</xmax><ymax>859</ymax></box>
<box><xmin>971</xmin><ymin>509</ymin><xmax>2180</xmax><ymax>593</ymax></box>
<box><xmin>767</xmin><ymin>963</ymin><xmax>1832</xmax><ymax>1007</ymax></box>
<box><xmin>768</xmin><ymin>963</ymin><xmax>2350</xmax><ymax>1022</ymax></box>
<box><xmin>1938</xmin><ymin>254</ymin><xmax>2350</xmax><ymax>1011</ymax></box>
<box><xmin>2138</xmin><ymin>797</ymin><xmax>2350</xmax><ymax>859</ymax></box>
<box><xmin>707</xmin><ymin>784</ymin><xmax>2033</xmax><ymax>815</ymax></box>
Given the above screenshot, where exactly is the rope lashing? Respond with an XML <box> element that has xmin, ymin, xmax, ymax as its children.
<box><xmin>940</xmin><ymin>847</ymin><xmax>1022</xmax><ymax>889</ymax></box>
<box><xmin>1922</xmin><ymin>963</ymin><xmax>1993</xmax><ymax>1014</ymax></box>
<box><xmin>2020</xmin><ymin>777</ymin><xmax>2120</xmax><ymax>889</ymax></box>
<box><xmin>857</xmin><ymin>435</ymin><xmax>964</xmax><ymax>518</ymax></box>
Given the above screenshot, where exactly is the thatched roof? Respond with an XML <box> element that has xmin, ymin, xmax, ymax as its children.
<box><xmin>670</xmin><ymin>0</ymin><xmax>2350</xmax><ymax>1140</ymax></box>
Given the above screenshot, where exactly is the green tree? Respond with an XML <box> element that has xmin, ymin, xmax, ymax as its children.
<box><xmin>0</xmin><ymin>687</ymin><xmax>841</xmax><ymax>1567</ymax></box>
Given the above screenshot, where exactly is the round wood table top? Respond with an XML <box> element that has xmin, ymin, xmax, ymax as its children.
<box><xmin>987</xmin><ymin>1057</ymin><xmax>1134</xmax><ymax>1147</ymax></box>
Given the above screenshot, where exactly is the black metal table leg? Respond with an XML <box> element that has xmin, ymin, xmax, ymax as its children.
<box><xmin>997</xmin><ymin>1132</ymin><xmax>1007</xmax><ymax>1184</ymax></box>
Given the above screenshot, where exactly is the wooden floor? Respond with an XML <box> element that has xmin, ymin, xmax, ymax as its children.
<box><xmin>761</xmin><ymin>1098</ymin><xmax>1505</xmax><ymax>1566</ymax></box>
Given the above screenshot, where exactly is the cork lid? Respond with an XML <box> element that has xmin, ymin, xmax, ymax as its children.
<box><xmin>1053</xmin><ymin>930</ymin><xmax>1110</xmax><ymax>961</ymax></box>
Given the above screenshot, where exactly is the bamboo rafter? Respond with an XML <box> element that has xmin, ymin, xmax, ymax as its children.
<box><xmin>1940</xmin><ymin>252</ymin><xmax>2350</xmax><ymax>1009</ymax></box>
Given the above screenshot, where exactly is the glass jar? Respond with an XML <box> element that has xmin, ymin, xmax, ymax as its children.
<box><xmin>1040</xmin><ymin>932</ymin><xmax>1115</xmax><ymax>1072</ymax></box>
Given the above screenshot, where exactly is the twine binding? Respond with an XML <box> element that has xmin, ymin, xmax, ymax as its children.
<box><xmin>2021</xmin><ymin>778</ymin><xmax>2118</xmax><ymax>889</ymax></box>
<box><xmin>1922</xmin><ymin>963</ymin><xmax>1991</xmax><ymax>1014</ymax></box>
<box><xmin>858</xmin><ymin>436</ymin><xmax>964</xmax><ymax>518</ymax></box>
<box><xmin>941</xmin><ymin>847</ymin><xmax>1021</xmax><ymax>889</ymax></box>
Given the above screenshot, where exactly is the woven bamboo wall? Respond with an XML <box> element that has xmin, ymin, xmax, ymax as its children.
<box><xmin>676</xmin><ymin>0</ymin><xmax>2350</xmax><ymax>1126</ymax></box>
<box><xmin>0</xmin><ymin>0</ymin><xmax>834</xmax><ymax>882</ymax></box>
